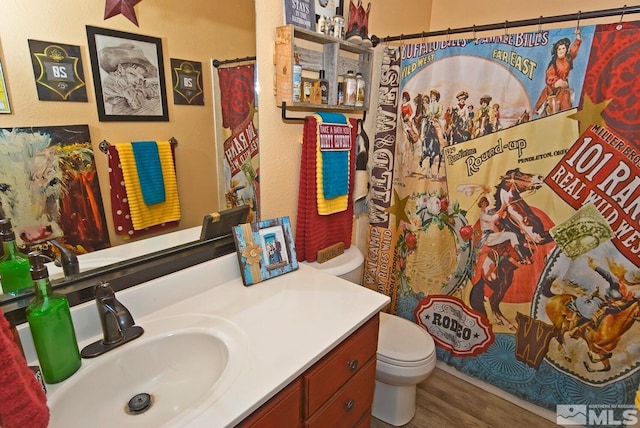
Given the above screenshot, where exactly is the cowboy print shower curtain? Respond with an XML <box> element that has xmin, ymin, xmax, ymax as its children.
<box><xmin>216</xmin><ymin>64</ymin><xmax>260</xmax><ymax>222</ymax></box>
<box><xmin>365</xmin><ymin>20</ymin><xmax>640</xmax><ymax>421</ymax></box>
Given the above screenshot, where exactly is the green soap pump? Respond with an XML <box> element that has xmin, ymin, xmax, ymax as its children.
<box><xmin>0</xmin><ymin>218</ymin><xmax>32</xmax><ymax>294</ymax></box>
<box><xmin>26</xmin><ymin>251</ymin><xmax>81</xmax><ymax>384</ymax></box>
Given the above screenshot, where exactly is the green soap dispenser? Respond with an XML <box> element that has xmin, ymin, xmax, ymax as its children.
<box><xmin>26</xmin><ymin>251</ymin><xmax>81</xmax><ymax>384</ymax></box>
<box><xmin>0</xmin><ymin>218</ymin><xmax>32</xmax><ymax>294</ymax></box>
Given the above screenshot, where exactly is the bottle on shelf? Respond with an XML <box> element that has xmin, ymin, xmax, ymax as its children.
<box><xmin>292</xmin><ymin>50</ymin><xmax>302</xmax><ymax>103</ymax></box>
<box><xmin>0</xmin><ymin>218</ymin><xmax>32</xmax><ymax>294</ymax></box>
<box><xmin>332</xmin><ymin>7</ymin><xmax>345</xmax><ymax>39</ymax></box>
<box><xmin>317</xmin><ymin>15</ymin><xmax>327</xmax><ymax>35</ymax></box>
<box><xmin>302</xmin><ymin>79</ymin><xmax>313</xmax><ymax>103</ymax></box>
<box><xmin>318</xmin><ymin>70</ymin><xmax>329</xmax><ymax>105</ymax></box>
<box><xmin>344</xmin><ymin>70</ymin><xmax>357</xmax><ymax>106</ymax></box>
<box><xmin>337</xmin><ymin>82</ymin><xmax>345</xmax><ymax>105</ymax></box>
<box><xmin>26</xmin><ymin>251</ymin><xmax>81</xmax><ymax>384</ymax></box>
<box><xmin>311</xmin><ymin>79</ymin><xmax>322</xmax><ymax>104</ymax></box>
<box><xmin>355</xmin><ymin>72</ymin><xmax>366</xmax><ymax>107</ymax></box>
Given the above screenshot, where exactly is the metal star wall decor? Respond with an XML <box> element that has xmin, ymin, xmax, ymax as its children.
<box><xmin>104</xmin><ymin>0</ymin><xmax>142</xmax><ymax>26</ymax></box>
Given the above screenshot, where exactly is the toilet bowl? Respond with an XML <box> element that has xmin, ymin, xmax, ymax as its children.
<box><xmin>302</xmin><ymin>246</ymin><xmax>437</xmax><ymax>426</ymax></box>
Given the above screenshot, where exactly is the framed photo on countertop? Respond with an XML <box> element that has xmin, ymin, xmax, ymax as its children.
<box><xmin>232</xmin><ymin>216</ymin><xmax>298</xmax><ymax>286</ymax></box>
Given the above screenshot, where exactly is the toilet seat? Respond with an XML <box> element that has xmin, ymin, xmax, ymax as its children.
<box><xmin>377</xmin><ymin>312</ymin><xmax>435</xmax><ymax>367</ymax></box>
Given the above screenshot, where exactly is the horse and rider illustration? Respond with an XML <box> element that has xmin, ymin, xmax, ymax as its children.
<box><xmin>542</xmin><ymin>257</ymin><xmax>640</xmax><ymax>373</ymax></box>
<box><xmin>468</xmin><ymin>168</ymin><xmax>554</xmax><ymax>329</ymax></box>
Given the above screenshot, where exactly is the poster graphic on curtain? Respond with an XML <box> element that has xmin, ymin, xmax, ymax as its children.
<box><xmin>366</xmin><ymin>21</ymin><xmax>640</xmax><ymax>414</ymax></box>
<box><xmin>218</xmin><ymin>64</ymin><xmax>260</xmax><ymax>222</ymax></box>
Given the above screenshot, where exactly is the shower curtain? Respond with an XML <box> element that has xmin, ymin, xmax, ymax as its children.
<box><xmin>365</xmin><ymin>20</ymin><xmax>640</xmax><ymax>422</ymax></box>
<box><xmin>215</xmin><ymin>64</ymin><xmax>260</xmax><ymax>222</ymax></box>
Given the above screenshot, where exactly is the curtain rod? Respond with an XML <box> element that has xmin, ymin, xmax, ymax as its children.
<box><xmin>212</xmin><ymin>56</ymin><xmax>256</xmax><ymax>68</ymax></box>
<box><xmin>371</xmin><ymin>4</ymin><xmax>640</xmax><ymax>46</ymax></box>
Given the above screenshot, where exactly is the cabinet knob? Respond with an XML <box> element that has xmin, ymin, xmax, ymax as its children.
<box><xmin>345</xmin><ymin>399</ymin><xmax>356</xmax><ymax>412</ymax></box>
<box><xmin>347</xmin><ymin>359</ymin><xmax>359</xmax><ymax>372</ymax></box>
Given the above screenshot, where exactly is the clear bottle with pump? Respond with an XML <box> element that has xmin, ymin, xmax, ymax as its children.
<box><xmin>26</xmin><ymin>251</ymin><xmax>81</xmax><ymax>384</ymax></box>
<box><xmin>0</xmin><ymin>219</ymin><xmax>32</xmax><ymax>294</ymax></box>
<box><xmin>344</xmin><ymin>70</ymin><xmax>357</xmax><ymax>106</ymax></box>
<box><xmin>355</xmin><ymin>72</ymin><xmax>366</xmax><ymax>107</ymax></box>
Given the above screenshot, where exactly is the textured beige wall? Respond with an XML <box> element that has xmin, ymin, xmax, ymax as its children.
<box><xmin>258</xmin><ymin>0</ymin><xmax>630</xmax><ymax>237</ymax></box>
<box><xmin>0</xmin><ymin>0</ymin><xmax>255</xmax><ymax>246</ymax></box>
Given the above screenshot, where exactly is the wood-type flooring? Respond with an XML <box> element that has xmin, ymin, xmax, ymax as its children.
<box><xmin>370</xmin><ymin>367</ymin><xmax>559</xmax><ymax>427</ymax></box>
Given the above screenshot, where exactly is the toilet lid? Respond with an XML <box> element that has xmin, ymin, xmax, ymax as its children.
<box><xmin>377</xmin><ymin>312</ymin><xmax>435</xmax><ymax>364</ymax></box>
<box><xmin>302</xmin><ymin>246</ymin><xmax>364</xmax><ymax>277</ymax></box>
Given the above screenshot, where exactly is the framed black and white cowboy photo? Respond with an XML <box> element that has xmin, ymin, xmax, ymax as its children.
<box><xmin>86</xmin><ymin>26</ymin><xmax>169</xmax><ymax>122</ymax></box>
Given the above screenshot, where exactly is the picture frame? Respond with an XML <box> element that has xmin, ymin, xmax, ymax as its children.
<box><xmin>86</xmin><ymin>26</ymin><xmax>169</xmax><ymax>122</ymax></box>
<box><xmin>27</xmin><ymin>39</ymin><xmax>87</xmax><ymax>102</ymax></box>
<box><xmin>170</xmin><ymin>58</ymin><xmax>204</xmax><ymax>105</ymax></box>
<box><xmin>232</xmin><ymin>216</ymin><xmax>298</xmax><ymax>286</ymax></box>
<box><xmin>315</xmin><ymin>0</ymin><xmax>343</xmax><ymax>19</ymax></box>
<box><xmin>0</xmin><ymin>60</ymin><xmax>10</xmax><ymax>113</ymax></box>
<box><xmin>283</xmin><ymin>0</ymin><xmax>316</xmax><ymax>31</ymax></box>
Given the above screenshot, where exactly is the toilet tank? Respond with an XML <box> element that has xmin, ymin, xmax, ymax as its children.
<box><xmin>302</xmin><ymin>246</ymin><xmax>364</xmax><ymax>285</ymax></box>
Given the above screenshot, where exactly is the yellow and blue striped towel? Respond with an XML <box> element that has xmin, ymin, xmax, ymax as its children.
<box><xmin>116</xmin><ymin>141</ymin><xmax>181</xmax><ymax>230</ymax></box>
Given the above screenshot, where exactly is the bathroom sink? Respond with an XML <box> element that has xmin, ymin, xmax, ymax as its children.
<box><xmin>47</xmin><ymin>314</ymin><xmax>247</xmax><ymax>427</ymax></box>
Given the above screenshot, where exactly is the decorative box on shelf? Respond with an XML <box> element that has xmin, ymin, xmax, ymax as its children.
<box><xmin>275</xmin><ymin>24</ymin><xmax>372</xmax><ymax>112</ymax></box>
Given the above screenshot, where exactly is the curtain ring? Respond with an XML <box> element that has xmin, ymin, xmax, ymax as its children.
<box><xmin>576</xmin><ymin>10</ymin><xmax>581</xmax><ymax>31</ymax></box>
<box><xmin>538</xmin><ymin>16</ymin><xmax>543</xmax><ymax>34</ymax></box>
<box><xmin>618</xmin><ymin>4</ymin><xmax>626</xmax><ymax>30</ymax></box>
<box><xmin>472</xmin><ymin>25</ymin><xmax>477</xmax><ymax>41</ymax></box>
<box><xmin>446</xmin><ymin>27</ymin><xmax>451</xmax><ymax>44</ymax></box>
<box><xmin>421</xmin><ymin>31</ymin><xmax>426</xmax><ymax>45</ymax></box>
<box><xmin>504</xmin><ymin>20</ymin><xmax>509</xmax><ymax>36</ymax></box>
<box><xmin>400</xmin><ymin>33</ymin><xmax>404</xmax><ymax>47</ymax></box>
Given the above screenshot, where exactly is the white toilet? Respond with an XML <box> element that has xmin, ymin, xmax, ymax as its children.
<box><xmin>303</xmin><ymin>246</ymin><xmax>437</xmax><ymax>426</ymax></box>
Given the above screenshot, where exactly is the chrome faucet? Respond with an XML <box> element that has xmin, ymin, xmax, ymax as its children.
<box><xmin>80</xmin><ymin>281</ymin><xmax>144</xmax><ymax>358</ymax></box>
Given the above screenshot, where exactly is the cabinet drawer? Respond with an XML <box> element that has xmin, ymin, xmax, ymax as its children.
<box><xmin>304</xmin><ymin>357</ymin><xmax>376</xmax><ymax>428</ymax></box>
<box><xmin>354</xmin><ymin>410</ymin><xmax>372</xmax><ymax>428</ymax></box>
<box><xmin>303</xmin><ymin>314</ymin><xmax>379</xmax><ymax>417</ymax></box>
<box><xmin>237</xmin><ymin>379</ymin><xmax>302</xmax><ymax>428</ymax></box>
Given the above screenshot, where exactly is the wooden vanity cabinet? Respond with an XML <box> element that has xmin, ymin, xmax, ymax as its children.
<box><xmin>238</xmin><ymin>313</ymin><xmax>380</xmax><ymax>427</ymax></box>
<box><xmin>237</xmin><ymin>379</ymin><xmax>302</xmax><ymax>428</ymax></box>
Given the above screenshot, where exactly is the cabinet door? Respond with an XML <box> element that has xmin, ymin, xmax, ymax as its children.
<box><xmin>303</xmin><ymin>314</ymin><xmax>379</xmax><ymax>417</ymax></box>
<box><xmin>237</xmin><ymin>379</ymin><xmax>302</xmax><ymax>428</ymax></box>
<box><xmin>304</xmin><ymin>357</ymin><xmax>376</xmax><ymax>428</ymax></box>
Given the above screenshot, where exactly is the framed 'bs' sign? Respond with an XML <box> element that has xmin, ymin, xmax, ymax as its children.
<box><xmin>28</xmin><ymin>40</ymin><xmax>87</xmax><ymax>102</ymax></box>
<box><xmin>170</xmin><ymin>58</ymin><xmax>204</xmax><ymax>105</ymax></box>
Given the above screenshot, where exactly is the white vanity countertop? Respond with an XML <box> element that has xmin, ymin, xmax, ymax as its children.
<box><xmin>23</xmin><ymin>252</ymin><xmax>389</xmax><ymax>427</ymax></box>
